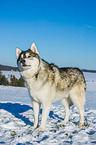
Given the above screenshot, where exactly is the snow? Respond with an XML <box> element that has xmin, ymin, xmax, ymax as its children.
<box><xmin>84</xmin><ymin>72</ymin><xmax>96</xmax><ymax>82</ymax></box>
<box><xmin>0</xmin><ymin>72</ymin><xmax>96</xmax><ymax>144</ymax></box>
<box><xmin>2</xmin><ymin>71</ymin><xmax>20</xmax><ymax>79</ymax></box>
<box><xmin>1</xmin><ymin>71</ymin><xmax>20</xmax><ymax>82</ymax></box>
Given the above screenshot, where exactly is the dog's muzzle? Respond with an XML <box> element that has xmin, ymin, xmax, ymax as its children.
<box><xmin>20</xmin><ymin>59</ymin><xmax>31</xmax><ymax>67</ymax></box>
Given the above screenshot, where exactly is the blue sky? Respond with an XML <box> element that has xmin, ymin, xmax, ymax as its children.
<box><xmin>0</xmin><ymin>0</ymin><xmax>96</xmax><ymax>69</ymax></box>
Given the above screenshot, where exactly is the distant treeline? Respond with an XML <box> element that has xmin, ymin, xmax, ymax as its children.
<box><xmin>82</xmin><ymin>69</ymin><xmax>96</xmax><ymax>73</ymax></box>
<box><xmin>0</xmin><ymin>64</ymin><xmax>18</xmax><ymax>71</ymax></box>
<box><xmin>0</xmin><ymin>70</ymin><xmax>25</xmax><ymax>87</ymax></box>
<box><xmin>0</xmin><ymin>64</ymin><xmax>96</xmax><ymax>73</ymax></box>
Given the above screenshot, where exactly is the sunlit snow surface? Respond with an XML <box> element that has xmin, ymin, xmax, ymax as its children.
<box><xmin>0</xmin><ymin>72</ymin><xmax>96</xmax><ymax>144</ymax></box>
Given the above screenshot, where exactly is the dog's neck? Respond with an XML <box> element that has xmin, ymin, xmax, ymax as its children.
<box><xmin>34</xmin><ymin>67</ymin><xmax>41</xmax><ymax>79</ymax></box>
<box><xmin>21</xmin><ymin>66</ymin><xmax>41</xmax><ymax>81</ymax></box>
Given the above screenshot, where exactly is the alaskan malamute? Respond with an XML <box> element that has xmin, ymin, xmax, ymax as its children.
<box><xmin>16</xmin><ymin>43</ymin><xmax>86</xmax><ymax>131</ymax></box>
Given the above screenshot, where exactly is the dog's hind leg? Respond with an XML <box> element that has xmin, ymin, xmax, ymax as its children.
<box><xmin>70</xmin><ymin>85</ymin><xmax>86</xmax><ymax>126</ymax></box>
<box><xmin>70</xmin><ymin>96</ymin><xmax>84</xmax><ymax>126</ymax></box>
<box><xmin>61</xmin><ymin>98</ymin><xmax>70</xmax><ymax>123</ymax></box>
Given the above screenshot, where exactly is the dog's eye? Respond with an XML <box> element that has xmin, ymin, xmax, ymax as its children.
<box><xmin>32</xmin><ymin>54</ymin><xmax>36</xmax><ymax>57</ymax></box>
<box><xmin>28</xmin><ymin>55</ymin><xmax>31</xmax><ymax>58</ymax></box>
<box><xmin>26</xmin><ymin>53</ymin><xmax>31</xmax><ymax>58</ymax></box>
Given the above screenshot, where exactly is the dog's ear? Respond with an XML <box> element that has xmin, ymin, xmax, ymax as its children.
<box><xmin>30</xmin><ymin>43</ymin><xmax>39</xmax><ymax>55</ymax></box>
<box><xmin>16</xmin><ymin>48</ymin><xmax>22</xmax><ymax>59</ymax></box>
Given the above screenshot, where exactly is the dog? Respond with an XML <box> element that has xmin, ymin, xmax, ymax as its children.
<box><xmin>16</xmin><ymin>43</ymin><xmax>86</xmax><ymax>131</ymax></box>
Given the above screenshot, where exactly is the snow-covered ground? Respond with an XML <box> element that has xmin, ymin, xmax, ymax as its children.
<box><xmin>0</xmin><ymin>71</ymin><xmax>96</xmax><ymax>144</ymax></box>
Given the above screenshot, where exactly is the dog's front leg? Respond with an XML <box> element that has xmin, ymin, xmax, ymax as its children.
<box><xmin>37</xmin><ymin>102</ymin><xmax>51</xmax><ymax>131</ymax></box>
<box><xmin>32</xmin><ymin>101</ymin><xmax>41</xmax><ymax>129</ymax></box>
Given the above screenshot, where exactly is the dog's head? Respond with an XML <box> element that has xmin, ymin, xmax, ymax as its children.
<box><xmin>16</xmin><ymin>43</ymin><xmax>40</xmax><ymax>79</ymax></box>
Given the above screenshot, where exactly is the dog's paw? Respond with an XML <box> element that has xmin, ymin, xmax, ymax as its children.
<box><xmin>31</xmin><ymin>126</ymin><xmax>37</xmax><ymax>129</ymax></box>
<box><xmin>36</xmin><ymin>127</ymin><xmax>44</xmax><ymax>131</ymax></box>
<box><xmin>78</xmin><ymin>123</ymin><xmax>84</xmax><ymax>127</ymax></box>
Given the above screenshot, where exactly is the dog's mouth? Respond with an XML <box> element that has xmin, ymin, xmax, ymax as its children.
<box><xmin>22</xmin><ymin>64</ymin><xmax>31</xmax><ymax>67</ymax></box>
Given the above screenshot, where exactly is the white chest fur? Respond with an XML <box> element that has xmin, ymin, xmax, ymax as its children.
<box><xmin>25</xmin><ymin>77</ymin><xmax>66</xmax><ymax>104</ymax></box>
<box><xmin>25</xmin><ymin>78</ymin><xmax>51</xmax><ymax>103</ymax></box>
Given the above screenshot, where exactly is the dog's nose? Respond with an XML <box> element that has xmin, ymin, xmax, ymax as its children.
<box><xmin>21</xmin><ymin>59</ymin><xmax>25</xmax><ymax>64</ymax></box>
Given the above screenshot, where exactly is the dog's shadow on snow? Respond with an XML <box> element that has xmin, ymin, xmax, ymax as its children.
<box><xmin>0</xmin><ymin>102</ymin><xmax>63</xmax><ymax>126</ymax></box>
<box><xmin>0</xmin><ymin>102</ymin><xmax>33</xmax><ymax>126</ymax></box>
